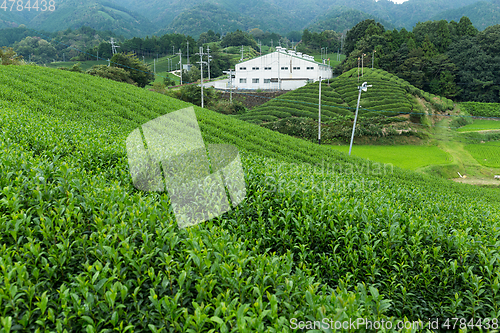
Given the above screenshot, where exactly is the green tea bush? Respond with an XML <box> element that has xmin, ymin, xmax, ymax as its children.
<box><xmin>2</xmin><ymin>66</ymin><xmax>499</xmax><ymax>332</ymax></box>
<box><xmin>462</xmin><ymin>102</ymin><xmax>500</xmax><ymax>118</ymax></box>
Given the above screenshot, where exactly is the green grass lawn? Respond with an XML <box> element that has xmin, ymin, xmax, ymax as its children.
<box><xmin>309</xmin><ymin>52</ymin><xmax>346</xmax><ymax>67</ymax></box>
<box><xmin>457</xmin><ymin>119</ymin><xmax>500</xmax><ymax>132</ymax></box>
<box><xmin>150</xmin><ymin>71</ymin><xmax>181</xmax><ymax>85</ymax></box>
<box><xmin>330</xmin><ymin>145</ymin><xmax>452</xmax><ymax>170</ymax></box>
<box><xmin>464</xmin><ymin>141</ymin><xmax>500</xmax><ymax>168</ymax></box>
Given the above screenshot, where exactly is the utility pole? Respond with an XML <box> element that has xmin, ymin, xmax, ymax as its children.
<box><xmin>318</xmin><ymin>76</ymin><xmax>322</xmax><ymax>145</ymax></box>
<box><xmin>110</xmin><ymin>38</ymin><xmax>119</xmax><ymax>55</ymax></box>
<box><xmin>172</xmin><ymin>46</ymin><xmax>174</xmax><ymax>55</ymax></box>
<box><xmin>187</xmin><ymin>40</ymin><xmax>190</xmax><ymax>65</ymax></box>
<box><xmin>177</xmin><ymin>49</ymin><xmax>182</xmax><ymax>85</ymax></box>
<box><xmin>259</xmin><ymin>40</ymin><xmax>262</xmax><ymax>56</ymax></box>
<box><xmin>154</xmin><ymin>58</ymin><xmax>156</xmax><ymax>74</ymax></box>
<box><xmin>240</xmin><ymin>45</ymin><xmax>244</xmax><ymax>61</ymax></box>
<box><xmin>362</xmin><ymin>53</ymin><xmax>365</xmax><ymax>77</ymax></box>
<box><xmin>357</xmin><ymin>57</ymin><xmax>360</xmax><ymax>83</ymax></box>
<box><xmin>197</xmin><ymin>47</ymin><xmax>207</xmax><ymax>108</ymax></box>
<box><xmin>349</xmin><ymin>82</ymin><xmax>372</xmax><ymax>155</ymax></box>
<box><xmin>271</xmin><ymin>39</ymin><xmax>273</xmax><ymax>51</ymax></box>
<box><xmin>372</xmin><ymin>50</ymin><xmax>376</xmax><ymax>69</ymax></box>
<box><xmin>223</xmin><ymin>69</ymin><xmax>233</xmax><ymax>103</ymax></box>
<box><xmin>229</xmin><ymin>69</ymin><xmax>232</xmax><ymax>103</ymax></box>
<box><xmin>207</xmin><ymin>45</ymin><xmax>211</xmax><ymax>81</ymax></box>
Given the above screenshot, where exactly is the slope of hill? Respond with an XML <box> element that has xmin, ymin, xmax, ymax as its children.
<box><xmin>4</xmin><ymin>0</ymin><xmax>156</xmax><ymax>38</ymax></box>
<box><xmin>307</xmin><ymin>6</ymin><xmax>394</xmax><ymax>33</ymax></box>
<box><xmin>1</xmin><ymin>65</ymin><xmax>500</xmax><ymax>330</ymax></box>
<box><xmin>431</xmin><ymin>0</ymin><xmax>500</xmax><ymax>31</ymax></box>
<box><xmin>3</xmin><ymin>0</ymin><xmax>498</xmax><ymax>39</ymax></box>
<box><xmin>163</xmin><ymin>2</ymin><xmax>258</xmax><ymax>38</ymax></box>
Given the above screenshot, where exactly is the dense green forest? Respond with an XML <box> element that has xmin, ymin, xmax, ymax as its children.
<box><xmin>307</xmin><ymin>6</ymin><xmax>394</xmax><ymax>33</ymax></box>
<box><xmin>1</xmin><ymin>0</ymin><xmax>498</xmax><ymax>38</ymax></box>
<box><xmin>430</xmin><ymin>0</ymin><xmax>500</xmax><ymax>31</ymax></box>
<box><xmin>340</xmin><ymin>17</ymin><xmax>500</xmax><ymax>103</ymax></box>
<box><xmin>0</xmin><ymin>26</ymin><xmax>122</xmax><ymax>64</ymax></box>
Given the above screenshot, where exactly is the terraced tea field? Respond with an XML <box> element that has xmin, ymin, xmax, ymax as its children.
<box><xmin>239</xmin><ymin>68</ymin><xmax>454</xmax><ymax>125</ymax></box>
<box><xmin>0</xmin><ymin>65</ymin><xmax>500</xmax><ymax>332</ymax></box>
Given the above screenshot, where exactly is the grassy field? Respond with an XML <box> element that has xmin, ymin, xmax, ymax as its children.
<box><xmin>330</xmin><ymin>145</ymin><xmax>452</xmax><ymax>170</ymax></box>
<box><xmin>310</xmin><ymin>52</ymin><xmax>346</xmax><ymax>67</ymax></box>
<box><xmin>465</xmin><ymin>141</ymin><xmax>500</xmax><ymax>168</ymax></box>
<box><xmin>1</xmin><ymin>65</ymin><xmax>500</xmax><ymax>331</ymax></box>
<box><xmin>457</xmin><ymin>119</ymin><xmax>500</xmax><ymax>132</ymax></box>
<box><xmin>150</xmin><ymin>71</ymin><xmax>182</xmax><ymax>85</ymax></box>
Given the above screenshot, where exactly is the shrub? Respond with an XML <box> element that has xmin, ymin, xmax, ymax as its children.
<box><xmin>86</xmin><ymin>65</ymin><xmax>136</xmax><ymax>85</ymax></box>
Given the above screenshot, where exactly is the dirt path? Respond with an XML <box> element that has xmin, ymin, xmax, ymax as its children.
<box><xmin>458</xmin><ymin>129</ymin><xmax>500</xmax><ymax>134</ymax></box>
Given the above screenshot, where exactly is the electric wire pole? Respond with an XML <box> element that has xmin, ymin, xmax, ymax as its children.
<box><xmin>110</xmin><ymin>38</ymin><xmax>119</xmax><ymax>55</ymax></box>
<box><xmin>223</xmin><ymin>69</ymin><xmax>233</xmax><ymax>103</ymax></box>
<box><xmin>318</xmin><ymin>76</ymin><xmax>322</xmax><ymax>145</ymax></box>
<box><xmin>197</xmin><ymin>47</ymin><xmax>207</xmax><ymax>108</ymax></box>
<box><xmin>177</xmin><ymin>49</ymin><xmax>182</xmax><ymax>85</ymax></box>
<box><xmin>207</xmin><ymin>45</ymin><xmax>211</xmax><ymax>81</ymax></box>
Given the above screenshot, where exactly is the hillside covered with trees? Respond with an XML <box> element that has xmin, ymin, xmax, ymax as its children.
<box><xmin>1</xmin><ymin>0</ymin><xmax>498</xmax><ymax>38</ymax></box>
<box><xmin>339</xmin><ymin>17</ymin><xmax>500</xmax><ymax>103</ymax></box>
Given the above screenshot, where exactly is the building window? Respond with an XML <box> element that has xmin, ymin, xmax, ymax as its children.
<box><xmin>240</xmin><ymin>78</ymin><xmax>247</xmax><ymax>83</ymax></box>
<box><xmin>293</xmin><ymin>67</ymin><xmax>300</xmax><ymax>70</ymax></box>
<box><xmin>240</xmin><ymin>67</ymin><xmax>246</xmax><ymax>70</ymax></box>
<box><xmin>264</xmin><ymin>79</ymin><xmax>271</xmax><ymax>83</ymax></box>
<box><xmin>281</xmin><ymin>66</ymin><xmax>288</xmax><ymax>70</ymax></box>
<box><xmin>264</xmin><ymin>67</ymin><xmax>272</xmax><ymax>70</ymax></box>
<box><xmin>252</xmin><ymin>78</ymin><xmax>259</xmax><ymax>83</ymax></box>
<box><xmin>252</xmin><ymin>67</ymin><xmax>260</xmax><ymax>70</ymax></box>
<box><xmin>307</xmin><ymin>66</ymin><xmax>314</xmax><ymax>70</ymax></box>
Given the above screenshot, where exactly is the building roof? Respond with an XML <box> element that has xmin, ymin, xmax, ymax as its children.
<box><xmin>237</xmin><ymin>47</ymin><xmax>331</xmax><ymax>68</ymax></box>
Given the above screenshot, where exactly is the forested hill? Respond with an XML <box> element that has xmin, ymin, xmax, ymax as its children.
<box><xmin>431</xmin><ymin>0</ymin><xmax>500</xmax><ymax>31</ymax></box>
<box><xmin>1</xmin><ymin>0</ymin><xmax>497</xmax><ymax>38</ymax></box>
<box><xmin>339</xmin><ymin>18</ymin><xmax>500</xmax><ymax>103</ymax></box>
<box><xmin>307</xmin><ymin>6</ymin><xmax>394</xmax><ymax>33</ymax></box>
<box><xmin>0</xmin><ymin>0</ymin><xmax>156</xmax><ymax>38</ymax></box>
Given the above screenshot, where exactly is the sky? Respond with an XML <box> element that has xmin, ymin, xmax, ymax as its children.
<box><xmin>390</xmin><ymin>0</ymin><xmax>409</xmax><ymax>3</ymax></box>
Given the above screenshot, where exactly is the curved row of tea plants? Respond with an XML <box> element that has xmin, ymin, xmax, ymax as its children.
<box><xmin>0</xmin><ymin>65</ymin><xmax>500</xmax><ymax>332</ymax></box>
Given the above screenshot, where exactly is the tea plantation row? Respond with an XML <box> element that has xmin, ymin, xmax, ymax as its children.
<box><xmin>240</xmin><ymin>68</ymin><xmax>454</xmax><ymax>129</ymax></box>
<box><xmin>461</xmin><ymin>102</ymin><xmax>500</xmax><ymax>118</ymax></box>
<box><xmin>0</xmin><ymin>66</ymin><xmax>500</xmax><ymax>332</ymax></box>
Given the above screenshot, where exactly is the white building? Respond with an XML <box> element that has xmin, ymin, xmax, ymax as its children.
<box><xmin>232</xmin><ymin>46</ymin><xmax>333</xmax><ymax>90</ymax></box>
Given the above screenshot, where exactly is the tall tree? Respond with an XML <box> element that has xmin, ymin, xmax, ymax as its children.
<box><xmin>110</xmin><ymin>52</ymin><xmax>154</xmax><ymax>88</ymax></box>
<box><xmin>0</xmin><ymin>47</ymin><xmax>22</xmax><ymax>65</ymax></box>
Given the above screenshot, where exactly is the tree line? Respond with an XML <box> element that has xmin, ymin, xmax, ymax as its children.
<box><xmin>340</xmin><ymin>17</ymin><xmax>500</xmax><ymax>103</ymax></box>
